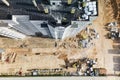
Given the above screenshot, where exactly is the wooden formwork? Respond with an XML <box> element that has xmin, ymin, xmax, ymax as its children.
<box><xmin>5</xmin><ymin>48</ymin><xmax>31</xmax><ymax>53</ymax></box>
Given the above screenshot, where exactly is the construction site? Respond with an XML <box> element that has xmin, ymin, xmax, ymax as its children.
<box><xmin>0</xmin><ymin>0</ymin><xmax>119</xmax><ymax>77</ymax></box>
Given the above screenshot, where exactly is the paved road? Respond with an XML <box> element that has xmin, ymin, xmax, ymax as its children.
<box><xmin>0</xmin><ymin>77</ymin><xmax>119</xmax><ymax>80</ymax></box>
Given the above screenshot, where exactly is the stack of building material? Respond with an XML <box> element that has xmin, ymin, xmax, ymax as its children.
<box><xmin>88</xmin><ymin>1</ymin><xmax>97</xmax><ymax>15</ymax></box>
<box><xmin>10</xmin><ymin>53</ymin><xmax>17</xmax><ymax>63</ymax></box>
<box><xmin>9</xmin><ymin>53</ymin><xmax>17</xmax><ymax>63</ymax></box>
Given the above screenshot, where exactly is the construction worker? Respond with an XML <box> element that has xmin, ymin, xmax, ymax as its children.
<box><xmin>18</xmin><ymin>67</ymin><xmax>22</xmax><ymax>76</ymax></box>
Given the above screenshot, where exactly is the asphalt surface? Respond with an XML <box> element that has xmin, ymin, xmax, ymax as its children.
<box><xmin>0</xmin><ymin>77</ymin><xmax>119</xmax><ymax>80</ymax></box>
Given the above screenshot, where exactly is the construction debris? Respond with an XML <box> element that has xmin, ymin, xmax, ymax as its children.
<box><xmin>106</xmin><ymin>22</ymin><xmax>120</xmax><ymax>40</ymax></box>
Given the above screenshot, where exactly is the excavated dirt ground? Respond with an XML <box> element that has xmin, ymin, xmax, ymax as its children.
<box><xmin>0</xmin><ymin>37</ymin><xmax>55</xmax><ymax>48</ymax></box>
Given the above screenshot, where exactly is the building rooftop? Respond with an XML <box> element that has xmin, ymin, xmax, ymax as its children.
<box><xmin>0</xmin><ymin>0</ymin><xmax>98</xmax><ymax>39</ymax></box>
